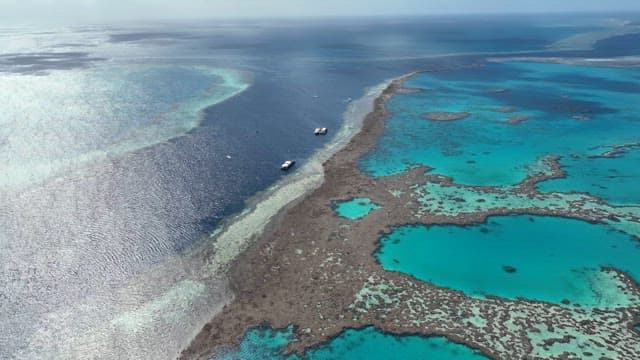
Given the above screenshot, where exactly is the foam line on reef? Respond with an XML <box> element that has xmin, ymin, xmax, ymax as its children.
<box><xmin>487</xmin><ymin>55</ymin><xmax>640</xmax><ymax>67</ymax></box>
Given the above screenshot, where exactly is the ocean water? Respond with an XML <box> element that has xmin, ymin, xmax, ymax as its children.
<box><xmin>220</xmin><ymin>326</ymin><xmax>488</xmax><ymax>360</ymax></box>
<box><xmin>0</xmin><ymin>65</ymin><xmax>248</xmax><ymax>188</ymax></box>
<box><xmin>333</xmin><ymin>198</ymin><xmax>381</xmax><ymax>220</ymax></box>
<box><xmin>590</xmin><ymin>32</ymin><xmax>640</xmax><ymax>56</ymax></box>
<box><xmin>1</xmin><ymin>13</ymin><xmax>640</xmax><ymax>360</ymax></box>
<box><xmin>376</xmin><ymin>215</ymin><xmax>640</xmax><ymax>307</ymax></box>
<box><xmin>360</xmin><ymin>61</ymin><xmax>640</xmax><ymax>196</ymax></box>
<box><xmin>537</xmin><ymin>148</ymin><xmax>640</xmax><ymax>204</ymax></box>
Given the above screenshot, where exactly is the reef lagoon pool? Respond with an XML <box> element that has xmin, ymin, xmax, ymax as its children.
<box><xmin>333</xmin><ymin>198</ymin><xmax>381</xmax><ymax>220</ymax></box>
<box><xmin>376</xmin><ymin>215</ymin><xmax>640</xmax><ymax>308</ymax></box>
<box><xmin>220</xmin><ymin>326</ymin><xmax>488</xmax><ymax>360</ymax></box>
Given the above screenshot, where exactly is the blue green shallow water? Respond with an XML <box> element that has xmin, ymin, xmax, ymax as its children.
<box><xmin>220</xmin><ymin>326</ymin><xmax>488</xmax><ymax>360</ymax></box>
<box><xmin>376</xmin><ymin>215</ymin><xmax>640</xmax><ymax>307</ymax></box>
<box><xmin>334</xmin><ymin>198</ymin><xmax>381</xmax><ymax>220</ymax></box>
<box><xmin>537</xmin><ymin>148</ymin><xmax>640</xmax><ymax>204</ymax></box>
<box><xmin>359</xmin><ymin>61</ymin><xmax>640</xmax><ymax>310</ymax></box>
<box><xmin>360</xmin><ymin>61</ymin><xmax>640</xmax><ymax>203</ymax></box>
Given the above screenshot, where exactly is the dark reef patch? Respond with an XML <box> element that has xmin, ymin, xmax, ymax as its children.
<box><xmin>422</xmin><ymin>112</ymin><xmax>471</xmax><ymax>121</ymax></box>
<box><xmin>108</xmin><ymin>31</ymin><xmax>199</xmax><ymax>43</ymax></box>
<box><xmin>0</xmin><ymin>52</ymin><xmax>106</xmax><ymax>74</ymax></box>
<box><xmin>505</xmin><ymin>115</ymin><xmax>532</xmax><ymax>125</ymax></box>
<box><xmin>483</xmin><ymin>85</ymin><xmax>618</xmax><ymax>117</ymax></box>
<box><xmin>541</xmin><ymin>73</ymin><xmax>640</xmax><ymax>94</ymax></box>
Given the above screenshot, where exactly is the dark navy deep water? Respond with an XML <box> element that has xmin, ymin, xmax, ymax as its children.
<box><xmin>1</xmin><ymin>13</ymin><xmax>640</xmax><ymax>359</ymax></box>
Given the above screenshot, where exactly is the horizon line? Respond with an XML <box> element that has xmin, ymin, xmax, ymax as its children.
<box><xmin>3</xmin><ymin>9</ymin><xmax>640</xmax><ymax>27</ymax></box>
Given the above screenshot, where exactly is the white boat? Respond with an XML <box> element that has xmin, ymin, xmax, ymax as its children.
<box><xmin>314</xmin><ymin>127</ymin><xmax>328</xmax><ymax>135</ymax></box>
<box><xmin>281</xmin><ymin>160</ymin><xmax>295</xmax><ymax>170</ymax></box>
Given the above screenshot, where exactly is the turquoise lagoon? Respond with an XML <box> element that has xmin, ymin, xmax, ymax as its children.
<box><xmin>376</xmin><ymin>215</ymin><xmax>640</xmax><ymax>307</ymax></box>
<box><xmin>334</xmin><ymin>198</ymin><xmax>381</xmax><ymax>220</ymax></box>
<box><xmin>360</xmin><ymin>61</ymin><xmax>640</xmax><ymax>203</ymax></box>
<box><xmin>537</xmin><ymin>148</ymin><xmax>640</xmax><ymax>205</ymax></box>
<box><xmin>220</xmin><ymin>326</ymin><xmax>488</xmax><ymax>360</ymax></box>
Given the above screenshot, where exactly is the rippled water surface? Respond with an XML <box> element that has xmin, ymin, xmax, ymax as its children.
<box><xmin>0</xmin><ymin>66</ymin><xmax>248</xmax><ymax>187</ymax></box>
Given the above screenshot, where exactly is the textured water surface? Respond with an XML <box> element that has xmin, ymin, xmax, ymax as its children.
<box><xmin>0</xmin><ymin>65</ymin><xmax>248</xmax><ymax>188</ymax></box>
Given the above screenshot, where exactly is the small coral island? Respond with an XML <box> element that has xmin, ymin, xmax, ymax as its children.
<box><xmin>422</xmin><ymin>111</ymin><xmax>471</xmax><ymax>121</ymax></box>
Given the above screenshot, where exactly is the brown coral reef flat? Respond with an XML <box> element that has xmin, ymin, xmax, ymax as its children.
<box><xmin>422</xmin><ymin>111</ymin><xmax>471</xmax><ymax>121</ymax></box>
<box><xmin>505</xmin><ymin>115</ymin><xmax>532</xmax><ymax>125</ymax></box>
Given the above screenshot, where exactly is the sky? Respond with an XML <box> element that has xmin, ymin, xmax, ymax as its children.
<box><xmin>2</xmin><ymin>0</ymin><xmax>640</xmax><ymax>23</ymax></box>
